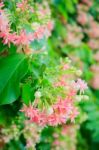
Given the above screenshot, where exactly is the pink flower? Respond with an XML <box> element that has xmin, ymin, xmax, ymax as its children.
<box><xmin>53</xmin><ymin>133</ymin><xmax>59</xmax><ymax>138</ymax></box>
<box><xmin>21</xmin><ymin>104</ymin><xmax>47</xmax><ymax>126</ymax></box>
<box><xmin>54</xmin><ymin>76</ymin><xmax>67</xmax><ymax>87</ymax></box>
<box><xmin>90</xmin><ymin>65</ymin><xmax>99</xmax><ymax>89</ymax></box>
<box><xmin>21</xmin><ymin>104</ymin><xmax>39</xmax><ymax>120</ymax></box>
<box><xmin>0</xmin><ymin>2</ymin><xmax>4</xmax><ymax>13</ymax></box>
<box><xmin>77</xmin><ymin>12</ymin><xmax>88</xmax><ymax>25</ymax></box>
<box><xmin>89</xmin><ymin>29</ymin><xmax>99</xmax><ymax>39</ymax></box>
<box><xmin>53</xmin><ymin>98</ymin><xmax>73</xmax><ymax>115</ymax></box>
<box><xmin>67</xmin><ymin>89</ymin><xmax>77</xmax><ymax>97</ymax></box>
<box><xmin>90</xmin><ymin>73</ymin><xmax>99</xmax><ymax>89</ymax></box>
<box><xmin>38</xmin><ymin>112</ymin><xmax>47</xmax><ymax>126</ymax></box>
<box><xmin>0</xmin><ymin>32</ymin><xmax>17</xmax><ymax>46</ymax></box>
<box><xmin>94</xmin><ymin>52</ymin><xmax>99</xmax><ymax>62</ymax></box>
<box><xmin>70</xmin><ymin>107</ymin><xmax>79</xmax><ymax>122</ymax></box>
<box><xmin>26</xmin><ymin>140</ymin><xmax>33</xmax><ymax>149</ymax></box>
<box><xmin>48</xmin><ymin>113</ymin><xmax>60</xmax><ymax>126</ymax></box>
<box><xmin>17</xmin><ymin>0</ymin><xmax>28</xmax><ymax>12</ymax></box>
<box><xmin>0</xmin><ymin>12</ymin><xmax>9</xmax><ymax>32</ymax></box>
<box><xmin>39</xmin><ymin>9</ymin><xmax>48</xmax><ymax>17</ymax></box>
<box><xmin>53</xmin><ymin>140</ymin><xmax>60</xmax><ymax>146</ymax></box>
<box><xmin>0</xmin><ymin>2</ymin><xmax>4</xmax><ymax>9</ymax></box>
<box><xmin>15</xmin><ymin>30</ymin><xmax>33</xmax><ymax>45</ymax></box>
<box><xmin>62</xmin><ymin>64</ymin><xmax>70</xmax><ymax>70</ymax></box>
<box><xmin>76</xmin><ymin>79</ymin><xmax>88</xmax><ymax>93</ymax></box>
<box><xmin>33</xmin><ymin>26</ymin><xmax>45</xmax><ymax>40</ymax></box>
<box><xmin>88</xmin><ymin>39</ymin><xmax>99</xmax><ymax>50</ymax></box>
<box><xmin>47</xmin><ymin>21</ymin><xmax>54</xmax><ymax>31</ymax></box>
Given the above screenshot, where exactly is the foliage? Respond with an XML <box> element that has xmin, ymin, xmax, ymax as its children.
<box><xmin>0</xmin><ymin>0</ymin><xmax>99</xmax><ymax>150</ymax></box>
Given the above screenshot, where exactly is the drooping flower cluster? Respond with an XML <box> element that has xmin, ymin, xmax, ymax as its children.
<box><xmin>58</xmin><ymin>0</ymin><xmax>99</xmax><ymax>90</ymax></box>
<box><xmin>76</xmin><ymin>0</ymin><xmax>99</xmax><ymax>90</ymax></box>
<box><xmin>66</xmin><ymin>24</ymin><xmax>83</xmax><ymax>47</ymax></box>
<box><xmin>21</xmin><ymin>59</ymin><xmax>88</xmax><ymax>126</ymax></box>
<box><xmin>1</xmin><ymin>119</ymin><xmax>42</xmax><ymax>150</ymax></box>
<box><xmin>52</xmin><ymin>124</ymin><xmax>79</xmax><ymax>150</ymax></box>
<box><xmin>62</xmin><ymin>0</ymin><xmax>99</xmax><ymax>52</ymax></box>
<box><xmin>23</xmin><ymin>120</ymin><xmax>42</xmax><ymax>150</ymax></box>
<box><xmin>1</xmin><ymin>124</ymin><xmax>20</xmax><ymax>143</ymax></box>
<box><xmin>0</xmin><ymin>1</ymin><xmax>54</xmax><ymax>54</ymax></box>
<box><xmin>77</xmin><ymin>1</ymin><xmax>99</xmax><ymax>51</ymax></box>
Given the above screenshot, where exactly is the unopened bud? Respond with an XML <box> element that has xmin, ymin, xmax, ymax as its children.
<box><xmin>83</xmin><ymin>95</ymin><xmax>89</xmax><ymax>101</ymax></box>
<box><xmin>76</xmin><ymin>95</ymin><xmax>82</xmax><ymax>102</ymax></box>
<box><xmin>16</xmin><ymin>8</ymin><xmax>21</xmax><ymax>12</ymax></box>
<box><xmin>65</xmin><ymin>58</ymin><xmax>71</xmax><ymax>64</ymax></box>
<box><xmin>76</xmin><ymin>70</ymin><xmax>82</xmax><ymax>76</ymax></box>
<box><xmin>47</xmin><ymin>107</ymin><xmax>53</xmax><ymax>115</ymax></box>
<box><xmin>35</xmin><ymin>91</ymin><xmax>41</xmax><ymax>98</ymax></box>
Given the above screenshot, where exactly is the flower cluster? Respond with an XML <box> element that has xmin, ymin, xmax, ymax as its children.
<box><xmin>1</xmin><ymin>124</ymin><xmax>20</xmax><ymax>143</ymax></box>
<box><xmin>59</xmin><ymin>0</ymin><xmax>99</xmax><ymax>90</ymax></box>
<box><xmin>52</xmin><ymin>124</ymin><xmax>79</xmax><ymax>150</ymax></box>
<box><xmin>62</xmin><ymin>0</ymin><xmax>99</xmax><ymax>52</ymax></box>
<box><xmin>23</xmin><ymin>120</ymin><xmax>42</xmax><ymax>150</ymax></box>
<box><xmin>90</xmin><ymin>64</ymin><xmax>99</xmax><ymax>89</ymax></box>
<box><xmin>66</xmin><ymin>24</ymin><xmax>83</xmax><ymax>47</ymax></box>
<box><xmin>1</xmin><ymin>119</ymin><xmax>42</xmax><ymax>150</ymax></box>
<box><xmin>21</xmin><ymin>59</ymin><xmax>88</xmax><ymax>126</ymax></box>
<box><xmin>77</xmin><ymin>1</ymin><xmax>99</xmax><ymax>50</ymax></box>
<box><xmin>0</xmin><ymin>1</ymin><xmax>54</xmax><ymax>54</ymax></box>
<box><xmin>76</xmin><ymin>0</ymin><xmax>99</xmax><ymax>90</ymax></box>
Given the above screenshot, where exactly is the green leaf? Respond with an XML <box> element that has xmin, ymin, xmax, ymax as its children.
<box><xmin>0</xmin><ymin>54</ymin><xmax>28</xmax><ymax>105</ymax></box>
<box><xmin>73</xmin><ymin>0</ymin><xmax>78</xmax><ymax>4</ymax></box>
<box><xmin>22</xmin><ymin>82</ymin><xmax>31</xmax><ymax>105</ymax></box>
<box><xmin>65</xmin><ymin>0</ymin><xmax>75</xmax><ymax>14</ymax></box>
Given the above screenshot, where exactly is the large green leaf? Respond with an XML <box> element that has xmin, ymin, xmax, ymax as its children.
<box><xmin>22</xmin><ymin>82</ymin><xmax>31</xmax><ymax>105</ymax></box>
<box><xmin>0</xmin><ymin>54</ymin><xmax>28</xmax><ymax>105</ymax></box>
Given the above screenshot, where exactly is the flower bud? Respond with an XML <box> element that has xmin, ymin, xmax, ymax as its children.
<box><xmin>35</xmin><ymin>91</ymin><xmax>41</xmax><ymax>98</ymax></box>
<box><xmin>76</xmin><ymin>95</ymin><xmax>82</xmax><ymax>102</ymax></box>
<box><xmin>65</xmin><ymin>58</ymin><xmax>71</xmax><ymax>64</ymax></box>
<box><xmin>47</xmin><ymin>107</ymin><xmax>53</xmax><ymax>115</ymax></box>
<box><xmin>83</xmin><ymin>95</ymin><xmax>89</xmax><ymax>101</ymax></box>
<box><xmin>76</xmin><ymin>70</ymin><xmax>82</xmax><ymax>76</ymax></box>
<box><xmin>16</xmin><ymin>8</ymin><xmax>21</xmax><ymax>12</ymax></box>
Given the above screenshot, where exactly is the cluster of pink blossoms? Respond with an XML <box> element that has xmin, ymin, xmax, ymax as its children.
<box><xmin>76</xmin><ymin>0</ymin><xmax>99</xmax><ymax>90</ymax></box>
<box><xmin>66</xmin><ymin>24</ymin><xmax>83</xmax><ymax>47</ymax></box>
<box><xmin>23</xmin><ymin>120</ymin><xmax>42</xmax><ymax>149</ymax></box>
<box><xmin>81</xmin><ymin>0</ymin><xmax>93</xmax><ymax>7</ymax></box>
<box><xmin>0</xmin><ymin>2</ymin><xmax>54</xmax><ymax>53</ymax></box>
<box><xmin>21</xmin><ymin>98</ymin><xmax>79</xmax><ymax>126</ymax></box>
<box><xmin>21</xmin><ymin>62</ymin><xmax>88</xmax><ymax>126</ymax></box>
<box><xmin>90</xmin><ymin>64</ymin><xmax>99</xmax><ymax>89</ymax></box>
<box><xmin>76</xmin><ymin>1</ymin><xmax>99</xmax><ymax>50</ymax></box>
<box><xmin>64</xmin><ymin>0</ymin><xmax>99</xmax><ymax>90</ymax></box>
